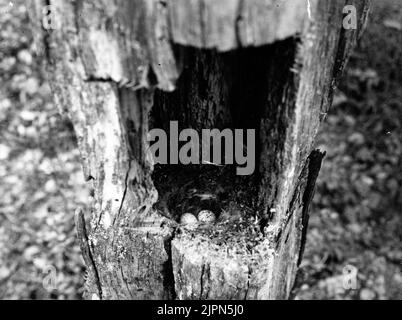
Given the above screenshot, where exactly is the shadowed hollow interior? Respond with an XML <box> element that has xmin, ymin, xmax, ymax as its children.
<box><xmin>149</xmin><ymin>40</ymin><xmax>298</xmax><ymax>236</ymax></box>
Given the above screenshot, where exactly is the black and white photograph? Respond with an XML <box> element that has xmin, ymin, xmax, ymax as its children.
<box><xmin>0</xmin><ymin>0</ymin><xmax>401</xmax><ymax>303</ymax></box>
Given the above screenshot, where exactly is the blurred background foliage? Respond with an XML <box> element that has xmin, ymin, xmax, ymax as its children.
<box><xmin>0</xmin><ymin>0</ymin><xmax>400</xmax><ymax>299</ymax></box>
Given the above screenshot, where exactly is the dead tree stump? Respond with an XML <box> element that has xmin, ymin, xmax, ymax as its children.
<box><xmin>29</xmin><ymin>0</ymin><xmax>370</xmax><ymax>299</ymax></box>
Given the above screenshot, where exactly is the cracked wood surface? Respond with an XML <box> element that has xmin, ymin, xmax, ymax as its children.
<box><xmin>29</xmin><ymin>0</ymin><xmax>370</xmax><ymax>299</ymax></box>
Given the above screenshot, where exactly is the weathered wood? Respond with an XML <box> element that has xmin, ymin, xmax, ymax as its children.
<box><xmin>169</xmin><ymin>0</ymin><xmax>309</xmax><ymax>51</ymax></box>
<box><xmin>29</xmin><ymin>0</ymin><xmax>175</xmax><ymax>299</ymax></box>
<box><xmin>29</xmin><ymin>0</ymin><xmax>370</xmax><ymax>299</ymax></box>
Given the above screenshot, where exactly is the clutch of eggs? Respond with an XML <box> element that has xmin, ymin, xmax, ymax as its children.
<box><xmin>197</xmin><ymin>210</ymin><xmax>216</xmax><ymax>224</ymax></box>
<box><xmin>180</xmin><ymin>213</ymin><xmax>198</xmax><ymax>230</ymax></box>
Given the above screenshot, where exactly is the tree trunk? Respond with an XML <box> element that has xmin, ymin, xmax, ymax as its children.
<box><xmin>29</xmin><ymin>0</ymin><xmax>370</xmax><ymax>300</ymax></box>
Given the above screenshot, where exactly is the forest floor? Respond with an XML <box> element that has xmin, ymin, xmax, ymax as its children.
<box><xmin>0</xmin><ymin>0</ymin><xmax>401</xmax><ymax>299</ymax></box>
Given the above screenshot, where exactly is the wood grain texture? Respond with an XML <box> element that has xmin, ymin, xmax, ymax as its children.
<box><xmin>169</xmin><ymin>0</ymin><xmax>309</xmax><ymax>51</ymax></box>
<box><xmin>77</xmin><ymin>0</ymin><xmax>179</xmax><ymax>91</ymax></box>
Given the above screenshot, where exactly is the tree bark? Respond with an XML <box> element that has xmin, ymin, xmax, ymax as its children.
<box><xmin>29</xmin><ymin>0</ymin><xmax>370</xmax><ymax>299</ymax></box>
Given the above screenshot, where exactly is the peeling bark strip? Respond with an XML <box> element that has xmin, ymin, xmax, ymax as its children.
<box><xmin>28</xmin><ymin>0</ymin><xmax>370</xmax><ymax>299</ymax></box>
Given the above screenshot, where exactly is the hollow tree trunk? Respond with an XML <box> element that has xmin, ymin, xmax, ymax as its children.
<box><xmin>29</xmin><ymin>0</ymin><xmax>370</xmax><ymax>300</ymax></box>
